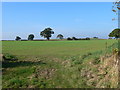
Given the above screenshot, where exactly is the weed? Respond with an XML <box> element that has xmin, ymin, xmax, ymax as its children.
<box><xmin>3</xmin><ymin>53</ymin><xmax>18</xmax><ymax>61</ymax></box>
<box><xmin>93</xmin><ymin>57</ymin><xmax>100</xmax><ymax>64</ymax></box>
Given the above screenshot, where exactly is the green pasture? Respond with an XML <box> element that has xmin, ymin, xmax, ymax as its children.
<box><xmin>2</xmin><ymin>40</ymin><xmax>116</xmax><ymax>57</ymax></box>
<box><xmin>2</xmin><ymin>40</ymin><xmax>118</xmax><ymax>88</ymax></box>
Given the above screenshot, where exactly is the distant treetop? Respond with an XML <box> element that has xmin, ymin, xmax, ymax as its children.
<box><xmin>28</xmin><ymin>34</ymin><xmax>34</xmax><ymax>40</ymax></box>
<box><xmin>40</xmin><ymin>27</ymin><xmax>54</xmax><ymax>40</ymax></box>
<box><xmin>57</xmin><ymin>34</ymin><xmax>64</xmax><ymax>40</ymax></box>
<box><xmin>15</xmin><ymin>36</ymin><xmax>21</xmax><ymax>41</ymax></box>
<box><xmin>109</xmin><ymin>28</ymin><xmax>120</xmax><ymax>39</ymax></box>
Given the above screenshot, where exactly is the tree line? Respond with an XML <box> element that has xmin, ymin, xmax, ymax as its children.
<box><xmin>15</xmin><ymin>27</ymin><xmax>120</xmax><ymax>41</ymax></box>
<box><xmin>16</xmin><ymin>27</ymin><xmax>63</xmax><ymax>41</ymax></box>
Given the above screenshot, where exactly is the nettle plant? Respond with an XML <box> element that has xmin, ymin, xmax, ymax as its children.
<box><xmin>112</xmin><ymin>48</ymin><xmax>119</xmax><ymax>55</ymax></box>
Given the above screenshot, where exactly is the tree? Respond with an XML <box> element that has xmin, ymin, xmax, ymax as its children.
<box><xmin>15</xmin><ymin>36</ymin><xmax>21</xmax><ymax>41</ymax></box>
<box><xmin>93</xmin><ymin>37</ymin><xmax>98</xmax><ymax>39</ymax></box>
<box><xmin>109</xmin><ymin>28</ymin><xmax>120</xmax><ymax>39</ymax></box>
<box><xmin>86</xmin><ymin>37</ymin><xmax>90</xmax><ymax>40</ymax></box>
<box><xmin>67</xmin><ymin>37</ymin><xmax>72</xmax><ymax>40</ymax></box>
<box><xmin>40</xmin><ymin>28</ymin><xmax>54</xmax><ymax>40</ymax></box>
<box><xmin>112</xmin><ymin>1</ymin><xmax>120</xmax><ymax>16</ymax></box>
<box><xmin>57</xmin><ymin>34</ymin><xmax>64</xmax><ymax>40</ymax></box>
<box><xmin>72</xmin><ymin>37</ymin><xmax>78</xmax><ymax>40</ymax></box>
<box><xmin>28</xmin><ymin>34</ymin><xmax>34</xmax><ymax>40</ymax></box>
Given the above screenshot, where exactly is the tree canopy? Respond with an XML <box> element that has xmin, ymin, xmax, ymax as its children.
<box><xmin>109</xmin><ymin>28</ymin><xmax>120</xmax><ymax>39</ymax></box>
<box><xmin>28</xmin><ymin>34</ymin><xmax>34</xmax><ymax>40</ymax></box>
<box><xmin>57</xmin><ymin>34</ymin><xmax>64</xmax><ymax>39</ymax></box>
<box><xmin>72</xmin><ymin>37</ymin><xmax>78</xmax><ymax>40</ymax></box>
<box><xmin>15</xmin><ymin>36</ymin><xmax>21</xmax><ymax>41</ymax></box>
<box><xmin>40</xmin><ymin>28</ymin><xmax>54</xmax><ymax>40</ymax></box>
<box><xmin>93</xmin><ymin>37</ymin><xmax>98</xmax><ymax>39</ymax></box>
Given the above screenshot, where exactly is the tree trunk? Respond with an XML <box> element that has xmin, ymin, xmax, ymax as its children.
<box><xmin>47</xmin><ymin>37</ymin><xmax>50</xmax><ymax>40</ymax></box>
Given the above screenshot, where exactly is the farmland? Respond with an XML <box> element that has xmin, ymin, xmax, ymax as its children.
<box><xmin>2</xmin><ymin>39</ymin><xmax>118</xmax><ymax>88</ymax></box>
<box><xmin>2</xmin><ymin>40</ymin><xmax>116</xmax><ymax>56</ymax></box>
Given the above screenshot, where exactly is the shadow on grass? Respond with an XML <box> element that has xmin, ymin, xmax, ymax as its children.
<box><xmin>2</xmin><ymin>60</ymin><xmax>46</xmax><ymax>68</ymax></box>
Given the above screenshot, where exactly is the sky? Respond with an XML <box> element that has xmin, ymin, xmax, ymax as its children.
<box><xmin>2</xmin><ymin>0</ymin><xmax>115</xmax><ymax>2</ymax></box>
<box><xmin>2</xmin><ymin>2</ymin><xmax>118</xmax><ymax>40</ymax></box>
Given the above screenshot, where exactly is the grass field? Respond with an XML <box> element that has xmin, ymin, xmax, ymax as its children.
<box><xmin>2</xmin><ymin>40</ymin><xmax>116</xmax><ymax>56</ymax></box>
<box><xmin>2</xmin><ymin>40</ymin><xmax>117</xmax><ymax>88</ymax></box>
